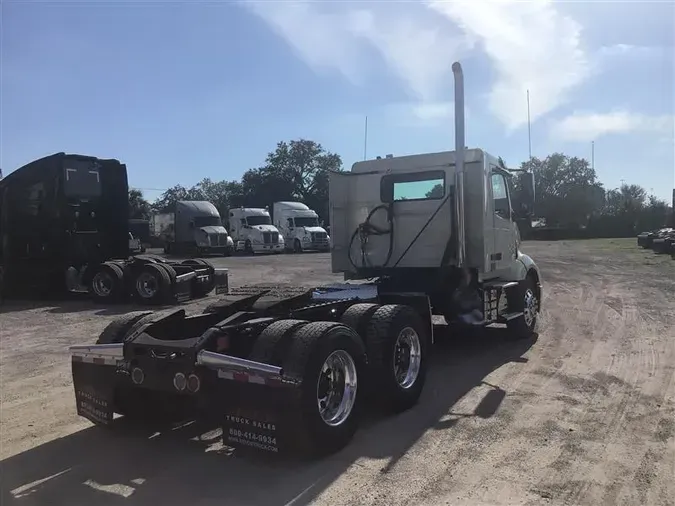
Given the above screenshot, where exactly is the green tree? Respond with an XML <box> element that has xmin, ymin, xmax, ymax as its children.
<box><xmin>248</xmin><ymin>139</ymin><xmax>343</xmax><ymax>222</ymax></box>
<box><xmin>521</xmin><ymin>153</ymin><xmax>604</xmax><ymax>227</ymax></box>
<box><xmin>129</xmin><ymin>188</ymin><xmax>151</xmax><ymax>219</ymax></box>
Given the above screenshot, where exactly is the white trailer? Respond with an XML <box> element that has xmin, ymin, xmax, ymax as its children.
<box><xmin>272</xmin><ymin>201</ymin><xmax>330</xmax><ymax>252</ymax></box>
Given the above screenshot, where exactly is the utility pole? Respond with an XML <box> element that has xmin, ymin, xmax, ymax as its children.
<box><xmin>527</xmin><ymin>90</ymin><xmax>532</xmax><ymax>160</ymax></box>
<box><xmin>591</xmin><ymin>141</ymin><xmax>595</xmax><ymax>171</ymax></box>
<box><xmin>363</xmin><ymin>116</ymin><xmax>368</xmax><ymax>161</ymax></box>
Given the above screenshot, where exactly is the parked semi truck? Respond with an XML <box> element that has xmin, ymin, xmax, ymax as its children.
<box><xmin>228</xmin><ymin>207</ymin><xmax>284</xmax><ymax>254</ymax></box>
<box><xmin>152</xmin><ymin>201</ymin><xmax>234</xmax><ymax>256</ymax></box>
<box><xmin>68</xmin><ymin>62</ymin><xmax>542</xmax><ymax>457</ymax></box>
<box><xmin>0</xmin><ymin>153</ymin><xmax>229</xmax><ymax>305</ymax></box>
<box><xmin>272</xmin><ymin>201</ymin><xmax>330</xmax><ymax>252</ymax></box>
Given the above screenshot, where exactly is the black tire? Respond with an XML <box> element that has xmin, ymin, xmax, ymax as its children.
<box><xmin>132</xmin><ymin>263</ymin><xmax>172</xmax><ymax>305</ymax></box>
<box><xmin>245</xmin><ymin>240</ymin><xmax>254</xmax><ymax>255</ymax></box>
<box><xmin>294</xmin><ymin>239</ymin><xmax>302</xmax><ymax>253</ymax></box>
<box><xmin>506</xmin><ymin>276</ymin><xmax>538</xmax><ymax>340</ymax></box>
<box><xmin>339</xmin><ymin>303</ymin><xmax>380</xmax><ymax>340</ymax></box>
<box><xmin>88</xmin><ymin>263</ymin><xmax>125</xmax><ymax>303</ymax></box>
<box><xmin>364</xmin><ymin>304</ymin><xmax>429</xmax><ymax>413</ymax></box>
<box><xmin>282</xmin><ymin>321</ymin><xmax>367</xmax><ymax>456</ymax></box>
<box><xmin>96</xmin><ymin>311</ymin><xmax>154</xmax><ymax>344</ymax></box>
<box><xmin>248</xmin><ymin>319</ymin><xmax>309</xmax><ymax>366</ymax></box>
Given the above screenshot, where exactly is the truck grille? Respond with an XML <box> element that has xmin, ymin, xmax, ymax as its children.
<box><xmin>263</xmin><ymin>232</ymin><xmax>279</xmax><ymax>244</ymax></box>
<box><xmin>311</xmin><ymin>232</ymin><xmax>328</xmax><ymax>243</ymax></box>
<box><xmin>208</xmin><ymin>233</ymin><xmax>227</xmax><ymax>246</ymax></box>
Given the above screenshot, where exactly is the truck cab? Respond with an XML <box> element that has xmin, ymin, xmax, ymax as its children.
<box><xmin>272</xmin><ymin>201</ymin><xmax>330</xmax><ymax>253</ymax></box>
<box><xmin>228</xmin><ymin>207</ymin><xmax>284</xmax><ymax>254</ymax></box>
<box><xmin>155</xmin><ymin>201</ymin><xmax>233</xmax><ymax>256</ymax></box>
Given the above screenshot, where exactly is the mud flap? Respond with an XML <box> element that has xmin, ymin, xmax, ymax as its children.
<box><xmin>214</xmin><ymin>268</ymin><xmax>229</xmax><ymax>295</ymax></box>
<box><xmin>71</xmin><ymin>359</ymin><xmax>118</xmax><ymax>426</ymax></box>
<box><xmin>174</xmin><ymin>272</ymin><xmax>196</xmax><ymax>303</ymax></box>
<box><xmin>215</xmin><ymin>376</ymin><xmax>299</xmax><ymax>456</ymax></box>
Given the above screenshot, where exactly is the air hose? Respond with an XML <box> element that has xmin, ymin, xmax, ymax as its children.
<box><xmin>347</xmin><ymin>203</ymin><xmax>395</xmax><ymax>270</ymax></box>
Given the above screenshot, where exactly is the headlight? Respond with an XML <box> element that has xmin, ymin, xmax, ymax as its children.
<box><xmin>278</xmin><ymin>236</ymin><xmax>285</xmax><ymax>243</ymax></box>
<box><xmin>302</xmin><ymin>236</ymin><xmax>310</xmax><ymax>242</ymax></box>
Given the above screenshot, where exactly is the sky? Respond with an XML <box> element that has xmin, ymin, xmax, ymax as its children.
<box><xmin>1</xmin><ymin>0</ymin><xmax>674</xmax><ymax>203</ymax></box>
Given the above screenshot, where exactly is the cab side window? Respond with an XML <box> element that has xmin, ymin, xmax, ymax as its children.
<box><xmin>287</xmin><ymin>218</ymin><xmax>294</xmax><ymax>228</ymax></box>
<box><xmin>491</xmin><ymin>173</ymin><xmax>512</xmax><ymax>220</ymax></box>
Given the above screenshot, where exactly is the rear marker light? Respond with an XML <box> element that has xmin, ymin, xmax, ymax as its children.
<box><xmin>187</xmin><ymin>374</ymin><xmax>201</xmax><ymax>393</ymax></box>
<box><xmin>131</xmin><ymin>367</ymin><xmax>144</xmax><ymax>385</ymax></box>
<box><xmin>174</xmin><ymin>373</ymin><xmax>187</xmax><ymax>391</ymax></box>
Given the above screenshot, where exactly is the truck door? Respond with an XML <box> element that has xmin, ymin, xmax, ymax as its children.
<box><xmin>490</xmin><ymin>170</ymin><xmax>517</xmax><ymax>274</ymax></box>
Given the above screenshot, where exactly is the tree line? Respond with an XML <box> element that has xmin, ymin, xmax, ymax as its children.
<box><xmin>129</xmin><ymin>138</ymin><xmax>672</xmax><ymax>237</ymax></box>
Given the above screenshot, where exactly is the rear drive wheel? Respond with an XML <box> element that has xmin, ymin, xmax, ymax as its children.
<box><xmin>133</xmin><ymin>263</ymin><xmax>172</xmax><ymax>305</ymax></box>
<box><xmin>339</xmin><ymin>303</ymin><xmax>380</xmax><ymax>340</ymax></box>
<box><xmin>282</xmin><ymin>322</ymin><xmax>367</xmax><ymax>456</ymax></box>
<box><xmin>365</xmin><ymin>304</ymin><xmax>428</xmax><ymax>413</ymax></box>
<box><xmin>96</xmin><ymin>311</ymin><xmax>154</xmax><ymax>344</ymax></box>
<box><xmin>89</xmin><ymin>263</ymin><xmax>125</xmax><ymax>303</ymax></box>
<box><xmin>248</xmin><ymin>319</ymin><xmax>310</xmax><ymax>366</ymax></box>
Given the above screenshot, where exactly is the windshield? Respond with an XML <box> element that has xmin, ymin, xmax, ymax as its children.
<box><xmin>294</xmin><ymin>217</ymin><xmax>319</xmax><ymax>227</ymax></box>
<box><xmin>63</xmin><ymin>159</ymin><xmax>102</xmax><ymax>198</ymax></box>
<box><xmin>194</xmin><ymin>216</ymin><xmax>222</xmax><ymax>227</ymax></box>
<box><xmin>247</xmin><ymin>215</ymin><xmax>271</xmax><ymax>226</ymax></box>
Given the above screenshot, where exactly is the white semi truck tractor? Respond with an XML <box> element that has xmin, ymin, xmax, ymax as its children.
<box><xmin>272</xmin><ymin>201</ymin><xmax>330</xmax><ymax>252</ymax></box>
<box><xmin>228</xmin><ymin>207</ymin><xmax>284</xmax><ymax>254</ymax></box>
<box><xmin>68</xmin><ymin>62</ymin><xmax>542</xmax><ymax>458</ymax></box>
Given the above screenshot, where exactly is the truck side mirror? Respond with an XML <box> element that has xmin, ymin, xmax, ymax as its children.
<box><xmin>522</xmin><ymin>172</ymin><xmax>535</xmax><ymax>207</ymax></box>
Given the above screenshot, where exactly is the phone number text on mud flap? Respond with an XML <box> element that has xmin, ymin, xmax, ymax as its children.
<box><xmin>228</xmin><ymin>428</ymin><xmax>277</xmax><ymax>446</ymax></box>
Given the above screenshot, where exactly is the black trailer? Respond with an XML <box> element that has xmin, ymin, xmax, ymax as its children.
<box><xmin>0</xmin><ymin>152</ymin><xmax>228</xmax><ymax>304</ymax></box>
<box><xmin>69</xmin><ymin>275</ymin><xmax>540</xmax><ymax>457</ymax></box>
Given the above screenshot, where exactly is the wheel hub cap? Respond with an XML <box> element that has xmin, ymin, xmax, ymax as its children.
<box><xmin>523</xmin><ymin>288</ymin><xmax>537</xmax><ymax>327</ymax></box>
<box><xmin>92</xmin><ymin>272</ymin><xmax>113</xmax><ymax>297</ymax></box>
<box><xmin>136</xmin><ymin>272</ymin><xmax>158</xmax><ymax>298</ymax></box>
<box><xmin>393</xmin><ymin>327</ymin><xmax>422</xmax><ymax>389</ymax></box>
<box><xmin>316</xmin><ymin>350</ymin><xmax>358</xmax><ymax>427</ymax></box>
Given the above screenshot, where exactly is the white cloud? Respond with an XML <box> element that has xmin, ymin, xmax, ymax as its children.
<box><xmin>427</xmin><ymin>0</ymin><xmax>590</xmax><ymax>132</ymax></box>
<box><xmin>382</xmin><ymin>101</ymin><xmax>461</xmax><ymax>127</ymax></box>
<box><xmin>240</xmin><ymin>1</ymin><xmax>469</xmax><ymax>101</ymax></box>
<box><xmin>241</xmin><ymin>1</ymin><xmax>599</xmax><ymax>131</ymax></box>
<box><xmin>550</xmin><ymin>110</ymin><xmax>675</xmax><ymax>142</ymax></box>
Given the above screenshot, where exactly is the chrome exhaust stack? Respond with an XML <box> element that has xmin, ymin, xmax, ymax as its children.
<box><xmin>452</xmin><ymin>61</ymin><xmax>466</xmax><ymax>267</ymax></box>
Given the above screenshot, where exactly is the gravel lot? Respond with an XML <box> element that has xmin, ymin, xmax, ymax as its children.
<box><xmin>1</xmin><ymin>239</ymin><xmax>674</xmax><ymax>506</ymax></box>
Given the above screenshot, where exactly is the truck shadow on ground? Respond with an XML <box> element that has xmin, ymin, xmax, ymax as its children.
<box><xmin>0</xmin><ymin>326</ymin><xmax>536</xmax><ymax>506</ymax></box>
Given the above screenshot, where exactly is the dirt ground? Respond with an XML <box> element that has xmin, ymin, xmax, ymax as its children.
<box><xmin>1</xmin><ymin>238</ymin><xmax>673</xmax><ymax>506</ymax></box>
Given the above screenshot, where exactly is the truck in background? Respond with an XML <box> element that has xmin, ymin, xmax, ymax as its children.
<box><xmin>228</xmin><ymin>207</ymin><xmax>284</xmax><ymax>254</ymax></box>
<box><xmin>151</xmin><ymin>201</ymin><xmax>234</xmax><ymax>256</ymax></box>
<box><xmin>0</xmin><ymin>153</ymin><xmax>228</xmax><ymax>305</ymax></box>
<box><xmin>272</xmin><ymin>201</ymin><xmax>330</xmax><ymax>253</ymax></box>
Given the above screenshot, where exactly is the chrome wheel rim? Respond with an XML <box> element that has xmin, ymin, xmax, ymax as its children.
<box><xmin>136</xmin><ymin>272</ymin><xmax>158</xmax><ymax>299</ymax></box>
<box><xmin>92</xmin><ymin>271</ymin><xmax>113</xmax><ymax>297</ymax></box>
<box><xmin>523</xmin><ymin>288</ymin><xmax>537</xmax><ymax>328</ymax></box>
<box><xmin>393</xmin><ymin>327</ymin><xmax>422</xmax><ymax>389</ymax></box>
<box><xmin>316</xmin><ymin>350</ymin><xmax>358</xmax><ymax>427</ymax></box>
